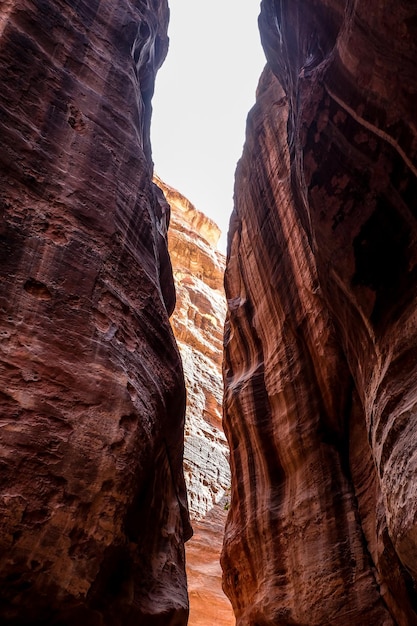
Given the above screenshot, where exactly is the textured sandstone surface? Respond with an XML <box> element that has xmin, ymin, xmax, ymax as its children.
<box><xmin>186</xmin><ymin>501</ymin><xmax>235</xmax><ymax>626</ymax></box>
<box><xmin>0</xmin><ymin>2</ymin><xmax>191</xmax><ymax>625</ymax></box>
<box><xmin>156</xmin><ymin>177</ymin><xmax>234</xmax><ymax>625</ymax></box>
<box><xmin>222</xmin><ymin>1</ymin><xmax>417</xmax><ymax>624</ymax></box>
<box><xmin>156</xmin><ymin>177</ymin><xmax>230</xmax><ymax>520</ymax></box>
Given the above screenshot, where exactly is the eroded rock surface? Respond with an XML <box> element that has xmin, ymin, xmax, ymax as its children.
<box><xmin>0</xmin><ymin>3</ymin><xmax>191</xmax><ymax>624</ymax></box>
<box><xmin>186</xmin><ymin>501</ymin><xmax>235</xmax><ymax>626</ymax></box>
<box><xmin>222</xmin><ymin>1</ymin><xmax>417</xmax><ymax>624</ymax></box>
<box><xmin>156</xmin><ymin>177</ymin><xmax>230</xmax><ymax>519</ymax></box>
<box><xmin>156</xmin><ymin>177</ymin><xmax>234</xmax><ymax>625</ymax></box>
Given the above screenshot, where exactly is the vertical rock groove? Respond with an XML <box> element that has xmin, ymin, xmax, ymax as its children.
<box><xmin>222</xmin><ymin>1</ymin><xmax>417</xmax><ymax>624</ymax></box>
<box><xmin>0</xmin><ymin>2</ymin><xmax>191</xmax><ymax>624</ymax></box>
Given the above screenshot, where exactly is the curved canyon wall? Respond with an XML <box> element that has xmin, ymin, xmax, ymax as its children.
<box><xmin>0</xmin><ymin>2</ymin><xmax>192</xmax><ymax>625</ymax></box>
<box><xmin>156</xmin><ymin>177</ymin><xmax>234</xmax><ymax>625</ymax></box>
<box><xmin>222</xmin><ymin>1</ymin><xmax>417</xmax><ymax>625</ymax></box>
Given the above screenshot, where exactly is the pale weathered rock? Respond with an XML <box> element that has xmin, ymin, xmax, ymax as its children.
<box><xmin>222</xmin><ymin>1</ymin><xmax>417</xmax><ymax>624</ymax></box>
<box><xmin>156</xmin><ymin>177</ymin><xmax>230</xmax><ymax>519</ymax></box>
<box><xmin>155</xmin><ymin>177</ymin><xmax>234</xmax><ymax>625</ymax></box>
<box><xmin>0</xmin><ymin>3</ymin><xmax>191</xmax><ymax>624</ymax></box>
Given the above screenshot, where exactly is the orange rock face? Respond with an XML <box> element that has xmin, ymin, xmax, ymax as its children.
<box><xmin>156</xmin><ymin>177</ymin><xmax>234</xmax><ymax>626</ymax></box>
<box><xmin>186</xmin><ymin>504</ymin><xmax>235</xmax><ymax>626</ymax></box>
<box><xmin>0</xmin><ymin>3</ymin><xmax>191</xmax><ymax>624</ymax></box>
<box><xmin>222</xmin><ymin>1</ymin><xmax>417</xmax><ymax>624</ymax></box>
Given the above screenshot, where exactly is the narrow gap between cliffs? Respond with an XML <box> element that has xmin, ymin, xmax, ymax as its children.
<box><xmin>150</xmin><ymin>2</ymin><xmax>265</xmax><ymax>624</ymax></box>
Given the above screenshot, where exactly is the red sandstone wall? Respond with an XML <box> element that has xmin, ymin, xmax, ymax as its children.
<box><xmin>0</xmin><ymin>2</ymin><xmax>191</xmax><ymax>624</ymax></box>
<box><xmin>222</xmin><ymin>1</ymin><xmax>417</xmax><ymax>624</ymax></box>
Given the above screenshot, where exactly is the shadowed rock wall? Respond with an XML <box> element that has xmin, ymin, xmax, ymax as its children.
<box><xmin>222</xmin><ymin>1</ymin><xmax>417</xmax><ymax>624</ymax></box>
<box><xmin>0</xmin><ymin>2</ymin><xmax>192</xmax><ymax>624</ymax></box>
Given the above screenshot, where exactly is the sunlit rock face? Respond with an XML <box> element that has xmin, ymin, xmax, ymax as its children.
<box><xmin>0</xmin><ymin>3</ymin><xmax>192</xmax><ymax>625</ymax></box>
<box><xmin>155</xmin><ymin>177</ymin><xmax>234</xmax><ymax>625</ymax></box>
<box><xmin>156</xmin><ymin>177</ymin><xmax>230</xmax><ymax>519</ymax></box>
<box><xmin>222</xmin><ymin>1</ymin><xmax>417</xmax><ymax>624</ymax></box>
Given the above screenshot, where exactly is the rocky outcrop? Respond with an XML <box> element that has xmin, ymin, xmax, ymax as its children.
<box><xmin>155</xmin><ymin>177</ymin><xmax>233</xmax><ymax>625</ymax></box>
<box><xmin>0</xmin><ymin>3</ymin><xmax>191</xmax><ymax>625</ymax></box>
<box><xmin>222</xmin><ymin>1</ymin><xmax>417</xmax><ymax>625</ymax></box>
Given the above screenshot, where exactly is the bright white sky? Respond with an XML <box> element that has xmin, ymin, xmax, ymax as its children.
<box><xmin>151</xmin><ymin>1</ymin><xmax>266</xmax><ymax>252</ymax></box>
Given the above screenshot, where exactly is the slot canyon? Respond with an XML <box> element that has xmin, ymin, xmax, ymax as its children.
<box><xmin>155</xmin><ymin>176</ymin><xmax>234</xmax><ymax>625</ymax></box>
<box><xmin>0</xmin><ymin>2</ymin><xmax>417</xmax><ymax>626</ymax></box>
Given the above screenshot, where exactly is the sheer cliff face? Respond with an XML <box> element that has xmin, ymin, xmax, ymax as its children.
<box><xmin>0</xmin><ymin>3</ymin><xmax>191</xmax><ymax>625</ymax></box>
<box><xmin>222</xmin><ymin>1</ymin><xmax>417</xmax><ymax>625</ymax></box>
<box><xmin>158</xmin><ymin>178</ymin><xmax>230</xmax><ymax>520</ymax></box>
<box><xmin>156</xmin><ymin>177</ymin><xmax>234</xmax><ymax>626</ymax></box>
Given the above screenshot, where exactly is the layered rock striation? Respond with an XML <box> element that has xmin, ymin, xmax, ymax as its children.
<box><xmin>222</xmin><ymin>1</ymin><xmax>417</xmax><ymax>624</ymax></box>
<box><xmin>156</xmin><ymin>177</ymin><xmax>230</xmax><ymax>519</ymax></box>
<box><xmin>155</xmin><ymin>176</ymin><xmax>233</xmax><ymax>625</ymax></box>
<box><xmin>0</xmin><ymin>3</ymin><xmax>191</xmax><ymax>625</ymax></box>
